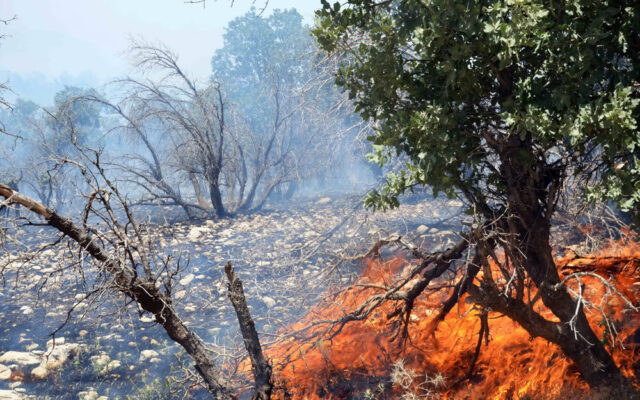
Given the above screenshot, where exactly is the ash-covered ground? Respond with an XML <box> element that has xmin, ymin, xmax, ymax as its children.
<box><xmin>0</xmin><ymin>193</ymin><xmax>462</xmax><ymax>400</ymax></box>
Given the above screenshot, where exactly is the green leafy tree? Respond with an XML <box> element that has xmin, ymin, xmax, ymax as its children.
<box><xmin>315</xmin><ymin>0</ymin><xmax>639</xmax><ymax>391</ymax></box>
<box><xmin>211</xmin><ymin>9</ymin><xmax>359</xmax><ymax>211</ymax></box>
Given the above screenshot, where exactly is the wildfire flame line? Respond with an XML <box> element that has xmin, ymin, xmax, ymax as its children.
<box><xmin>239</xmin><ymin>235</ymin><xmax>640</xmax><ymax>399</ymax></box>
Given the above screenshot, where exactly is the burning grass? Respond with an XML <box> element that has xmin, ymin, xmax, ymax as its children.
<box><xmin>247</xmin><ymin>233</ymin><xmax>640</xmax><ymax>399</ymax></box>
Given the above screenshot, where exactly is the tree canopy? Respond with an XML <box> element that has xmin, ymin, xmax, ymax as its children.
<box><xmin>315</xmin><ymin>0</ymin><xmax>640</xmax><ymax>217</ymax></box>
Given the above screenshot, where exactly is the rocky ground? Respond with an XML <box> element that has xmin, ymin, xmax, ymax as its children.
<box><xmin>0</xmin><ymin>192</ymin><xmax>462</xmax><ymax>399</ymax></box>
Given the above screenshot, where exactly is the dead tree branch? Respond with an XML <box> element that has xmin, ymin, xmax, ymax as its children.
<box><xmin>225</xmin><ymin>262</ymin><xmax>272</xmax><ymax>400</ymax></box>
<box><xmin>0</xmin><ymin>183</ymin><xmax>236</xmax><ymax>399</ymax></box>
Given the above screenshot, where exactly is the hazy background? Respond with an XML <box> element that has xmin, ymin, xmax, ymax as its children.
<box><xmin>0</xmin><ymin>0</ymin><xmax>318</xmax><ymax>104</ymax></box>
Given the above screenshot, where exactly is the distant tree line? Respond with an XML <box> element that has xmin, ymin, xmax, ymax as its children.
<box><xmin>0</xmin><ymin>9</ymin><xmax>366</xmax><ymax>219</ymax></box>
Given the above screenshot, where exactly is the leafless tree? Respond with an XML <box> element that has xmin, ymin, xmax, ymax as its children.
<box><xmin>185</xmin><ymin>0</ymin><xmax>270</xmax><ymax>15</ymax></box>
<box><xmin>68</xmin><ymin>42</ymin><xmax>361</xmax><ymax>220</ymax></box>
<box><xmin>0</xmin><ymin>115</ymin><xmax>273</xmax><ymax>398</ymax></box>
<box><xmin>0</xmin><ymin>15</ymin><xmax>16</xmax><ymax>132</ymax></box>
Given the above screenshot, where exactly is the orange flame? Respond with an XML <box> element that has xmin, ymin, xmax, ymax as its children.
<box><xmin>249</xmin><ymin>235</ymin><xmax>640</xmax><ymax>399</ymax></box>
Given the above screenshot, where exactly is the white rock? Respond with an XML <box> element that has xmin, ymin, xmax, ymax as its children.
<box><xmin>140</xmin><ymin>315</ymin><xmax>155</xmax><ymax>323</ymax></box>
<box><xmin>24</xmin><ymin>344</ymin><xmax>38</xmax><ymax>352</ymax></box>
<box><xmin>106</xmin><ymin>360</ymin><xmax>121</xmax><ymax>371</ymax></box>
<box><xmin>316</xmin><ymin>197</ymin><xmax>331</xmax><ymax>205</ymax></box>
<box><xmin>0</xmin><ymin>364</ymin><xmax>10</xmax><ymax>380</ymax></box>
<box><xmin>46</xmin><ymin>337</ymin><xmax>65</xmax><ymax>348</ymax></box>
<box><xmin>31</xmin><ymin>365</ymin><xmax>48</xmax><ymax>380</ymax></box>
<box><xmin>174</xmin><ymin>289</ymin><xmax>187</xmax><ymax>300</ymax></box>
<box><xmin>139</xmin><ymin>349</ymin><xmax>159</xmax><ymax>362</ymax></box>
<box><xmin>179</xmin><ymin>274</ymin><xmax>195</xmax><ymax>286</ymax></box>
<box><xmin>77</xmin><ymin>389</ymin><xmax>99</xmax><ymax>400</ymax></box>
<box><xmin>19</xmin><ymin>306</ymin><xmax>33</xmax><ymax>316</ymax></box>
<box><xmin>262</xmin><ymin>296</ymin><xmax>276</xmax><ymax>308</ymax></box>
<box><xmin>187</xmin><ymin>227</ymin><xmax>210</xmax><ymax>241</ymax></box>
<box><xmin>43</xmin><ymin>343</ymin><xmax>79</xmax><ymax>369</ymax></box>
<box><xmin>0</xmin><ymin>389</ymin><xmax>25</xmax><ymax>400</ymax></box>
<box><xmin>90</xmin><ymin>354</ymin><xmax>110</xmax><ymax>368</ymax></box>
<box><xmin>416</xmin><ymin>225</ymin><xmax>429</xmax><ymax>234</ymax></box>
<box><xmin>0</xmin><ymin>351</ymin><xmax>40</xmax><ymax>367</ymax></box>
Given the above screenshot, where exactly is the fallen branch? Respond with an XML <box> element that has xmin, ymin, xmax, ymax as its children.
<box><xmin>0</xmin><ymin>183</ymin><xmax>236</xmax><ymax>399</ymax></box>
<box><xmin>225</xmin><ymin>262</ymin><xmax>272</xmax><ymax>400</ymax></box>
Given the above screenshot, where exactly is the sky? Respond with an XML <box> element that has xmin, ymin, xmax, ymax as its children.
<box><xmin>0</xmin><ymin>0</ymin><xmax>319</xmax><ymax>103</ymax></box>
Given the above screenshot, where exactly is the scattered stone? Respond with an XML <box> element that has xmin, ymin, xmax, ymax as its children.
<box><xmin>46</xmin><ymin>337</ymin><xmax>65</xmax><ymax>348</ymax></box>
<box><xmin>106</xmin><ymin>360</ymin><xmax>121</xmax><ymax>371</ymax></box>
<box><xmin>139</xmin><ymin>315</ymin><xmax>155</xmax><ymax>323</ymax></box>
<box><xmin>78</xmin><ymin>330</ymin><xmax>88</xmax><ymax>337</ymax></box>
<box><xmin>179</xmin><ymin>274</ymin><xmax>195</xmax><ymax>286</ymax></box>
<box><xmin>416</xmin><ymin>225</ymin><xmax>429</xmax><ymax>234</ymax></box>
<box><xmin>19</xmin><ymin>306</ymin><xmax>33</xmax><ymax>316</ymax></box>
<box><xmin>187</xmin><ymin>227</ymin><xmax>209</xmax><ymax>241</ymax></box>
<box><xmin>42</xmin><ymin>343</ymin><xmax>79</xmax><ymax>369</ymax></box>
<box><xmin>90</xmin><ymin>354</ymin><xmax>110</xmax><ymax>369</ymax></box>
<box><xmin>0</xmin><ymin>351</ymin><xmax>40</xmax><ymax>367</ymax></box>
<box><xmin>316</xmin><ymin>197</ymin><xmax>332</xmax><ymax>205</ymax></box>
<box><xmin>77</xmin><ymin>389</ymin><xmax>99</xmax><ymax>400</ymax></box>
<box><xmin>0</xmin><ymin>389</ymin><xmax>25</xmax><ymax>400</ymax></box>
<box><xmin>24</xmin><ymin>344</ymin><xmax>37</xmax><ymax>352</ymax></box>
<box><xmin>139</xmin><ymin>349</ymin><xmax>159</xmax><ymax>362</ymax></box>
<box><xmin>30</xmin><ymin>366</ymin><xmax>48</xmax><ymax>380</ymax></box>
<box><xmin>0</xmin><ymin>364</ymin><xmax>10</xmax><ymax>380</ymax></box>
<box><xmin>262</xmin><ymin>296</ymin><xmax>276</xmax><ymax>308</ymax></box>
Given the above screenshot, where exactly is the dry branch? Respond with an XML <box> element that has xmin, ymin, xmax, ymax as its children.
<box><xmin>225</xmin><ymin>262</ymin><xmax>272</xmax><ymax>400</ymax></box>
<box><xmin>0</xmin><ymin>183</ymin><xmax>236</xmax><ymax>399</ymax></box>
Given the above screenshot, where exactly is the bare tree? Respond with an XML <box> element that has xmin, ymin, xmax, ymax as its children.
<box><xmin>73</xmin><ymin>44</ymin><xmax>229</xmax><ymax>218</ymax></box>
<box><xmin>0</xmin><ymin>138</ymin><xmax>273</xmax><ymax>398</ymax></box>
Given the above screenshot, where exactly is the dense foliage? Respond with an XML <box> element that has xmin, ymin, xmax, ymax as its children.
<box><xmin>315</xmin><ymin>0</ymin><xmax>640</xmax><ymax>218</ymax></box>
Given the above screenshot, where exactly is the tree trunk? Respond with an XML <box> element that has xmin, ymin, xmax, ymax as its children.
<box><xmin>499</xmin><ymin>137</ymin><xmax>629</xmax><ymax>389</ymax></box>
<box><xmin>518</xmin><ymin>220</ymin><xmax>626</xmax><ymax>387</ymax></box>
<box><xmin>225</xmin><ymin>263</ymin><xmax>272</xmax><ymax>400</ymax></box>
<box><xmin>190</xmin><ymin>173</ymin><xmax>210</xmax><ymax>210</ymax></box>
<box><xmin>209</xmin><ymin>182</ymin><xmax>226</xmax><ymax>218</ymax></box>
<box><xmin>206</xmin><ymin>170</ymin><xmax>226</xmax><ymax>218</ymax></box>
